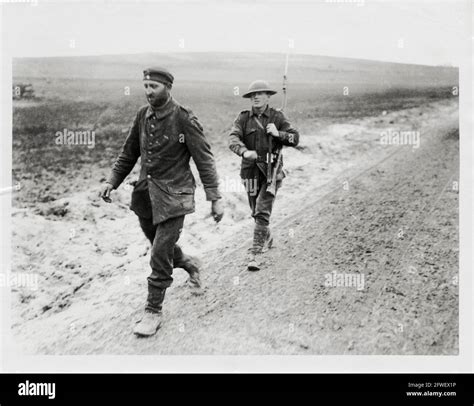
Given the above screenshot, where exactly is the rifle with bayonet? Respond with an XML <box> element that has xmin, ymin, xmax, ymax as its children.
<box><xmin>267</xmin><ymin>53</ymin><xmax>289</xmax><ymax>196</ymax></box>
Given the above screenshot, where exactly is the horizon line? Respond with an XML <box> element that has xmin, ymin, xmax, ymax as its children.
<box><xmin>12</xmin><ymin>50</ymin><xmax>459</xmax><ymax>69</ymax></box>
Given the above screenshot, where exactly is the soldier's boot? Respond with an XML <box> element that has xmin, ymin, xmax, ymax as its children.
<box><xmin>247</xmin><ymin>224</ymin><xmax>268</xmax><ymax>271</ymax></box>
<box><xmin>181</xmin><ymin>255</ymin><xmax>204</xmax><ymax>296</ymax></box>
<box><xmin>133</xmin><ymin>287</ymin><xmax>166</xmax><ymax>337</ymax></box>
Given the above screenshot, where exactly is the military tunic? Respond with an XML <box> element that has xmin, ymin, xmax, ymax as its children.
<box><xmin>228</xmin><ymin>105</ymin><xmax>299</xmax><ymax>226</ymax></box>
<box><xmin>108</xmin><ymin>97</ymin><xmax>221</xmax><ymax>224</ymax></box>
<box><xmin>228</xmin><ymin>105</ymin><xmax>299</xmax><ymax>181</ymax></box>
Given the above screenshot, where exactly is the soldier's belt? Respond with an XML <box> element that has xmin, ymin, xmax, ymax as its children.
<box><xmin>256</xmin><ymin>153</ymin><xmax>278</xmax><ymax>163</ymax></box>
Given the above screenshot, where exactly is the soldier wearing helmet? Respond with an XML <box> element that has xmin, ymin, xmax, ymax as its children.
<box><xmin>229</xmin><ymin>79</ymin><xmax>300</xmax><ymax>271</ymax></box>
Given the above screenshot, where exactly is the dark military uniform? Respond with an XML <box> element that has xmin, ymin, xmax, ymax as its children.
<box><xmin>108</xmin><ymin>96</ymin><xmax>220</xmax><ymax>311</ymax></box>
<box><xmin>229</xmin><ymin>105</ymin><xmax>299</xmax><ymax>226</ymax></box>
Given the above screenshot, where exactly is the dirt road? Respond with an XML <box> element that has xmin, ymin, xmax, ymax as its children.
<box><xmin>11</xmin><ymin>99</ymin><xmax>459</xmax><ymax>355</ymax></box>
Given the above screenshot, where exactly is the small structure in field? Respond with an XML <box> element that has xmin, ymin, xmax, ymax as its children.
<box><xmin>12</xmin><ymin>83</ymin><xmax>35</xmax><ymax>100</ymax></box>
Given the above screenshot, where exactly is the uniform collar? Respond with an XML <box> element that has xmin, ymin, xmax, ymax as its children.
<box><xmin>250</xmin><ymin>105</ymin><xmax>270</xmax><ymax>118</ymax></box>
<box><xmin>146</xmin><ymin>96</ymin><xmax>176</xmax><ymax>120</ymax></box>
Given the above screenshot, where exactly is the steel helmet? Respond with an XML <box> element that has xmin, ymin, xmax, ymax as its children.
<box><xmin>242</xmin><ymin>80</ymin><xmax>277</xmax><ymax>98</ymax></box>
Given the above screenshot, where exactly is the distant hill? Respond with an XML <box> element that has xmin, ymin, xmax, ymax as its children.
<box><xmin>13</xmin><ymin>52</ymin><xmax>457</xmax><ymax>87</ymax></box>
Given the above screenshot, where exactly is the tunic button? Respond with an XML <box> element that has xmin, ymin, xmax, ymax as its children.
<box><xmin>147</xmin><ymin>174</ymin><xmax>151</xmax><ymax>179</ymax></box>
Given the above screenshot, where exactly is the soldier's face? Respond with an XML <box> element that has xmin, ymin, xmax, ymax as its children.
<box><xmin>144</xmin><ymin>80</ymin><xmax>168</xmax><ymax>105</ymax></box>
<box><xmin>250</xmin><ymin>92</ymin><xmax>270</xmax><ymax>109</ymax></box>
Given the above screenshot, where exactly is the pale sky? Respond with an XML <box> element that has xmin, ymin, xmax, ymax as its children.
<box><xmin>1</xmin><ymin>0</ymin><xmax>471</xmax><ymax>66</ymax></box>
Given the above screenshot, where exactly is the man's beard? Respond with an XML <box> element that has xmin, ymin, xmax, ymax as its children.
<box><xmin>148</xmin><ymin>89</ymin><xmax>169</xmax><ymax>109</ymax></box>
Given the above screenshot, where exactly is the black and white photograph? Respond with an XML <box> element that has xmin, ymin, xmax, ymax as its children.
<box><xmin>0</xmin><ymin>0</ymin><xmax>472</xmax><ymax>374</ymax></box>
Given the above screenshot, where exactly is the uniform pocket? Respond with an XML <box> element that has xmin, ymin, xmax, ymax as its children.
<box><xmin>167</xmin><ymin>186</ymin><xmax>194</xmax><ymax>195</ymax></box>
<box><xmin>243</xmin><ymin>127</ymin><xmax>256</xmax><ymax>147</ymax></box>
<box><xmin>166</xmin><ymin>185</ymin><xmax>195</xmax><ymax>210</ymax></box>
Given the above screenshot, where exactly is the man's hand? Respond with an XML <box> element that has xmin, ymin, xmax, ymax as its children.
<box><xmin>211</xmin><ymin>199</ymin><xmax>224</xmax><ymax>223</ymax></box>
<box><xmin>243</xmin><ymin>150</ymin><xmax>258</xmax><ymax>160</ymax></box>
<box><xmin>99</xmin><ymin>182</ymin><xmax>114</xmax><ymax>203</ymax></box>
<box><xmin>266</xmin><ymin>123</ymin><xmax>279</xmax><ymax>137</ymax></box>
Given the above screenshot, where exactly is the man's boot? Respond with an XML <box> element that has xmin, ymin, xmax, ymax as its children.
<box><xmin>247</xmin><ymin>224</ymin><xmax>268</xmax><ymax>271</ymax></box>
<box><xmin>133</xmin><ymin>287</ymin><xmax>166</xmax><ymax>337</ymax></box>
<box><xmin>181</xmin><ymin>255</ymin><xmax>204</xmax><ymax>296</ymax></box>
